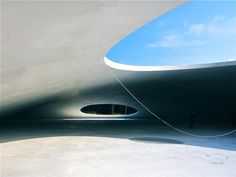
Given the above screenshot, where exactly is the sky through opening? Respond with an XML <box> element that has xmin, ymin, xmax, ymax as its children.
<box><xmin>106</xmin><ymin>1</ymin><xmax>236</xmax><ymax>66</ymax></box>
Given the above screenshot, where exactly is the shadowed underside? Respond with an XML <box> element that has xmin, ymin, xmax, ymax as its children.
<box><xmin>1</xmin><ymin>1</ymin><xmax>236</xmax><ymax>128</ymax></box>
<box><xmin>1</xmin><ymin>2</ymin><xmax>236</xmax><ymax>177</ymax></box>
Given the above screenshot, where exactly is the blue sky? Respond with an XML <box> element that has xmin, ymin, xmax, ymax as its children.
<box><xmin>106</xmin><ymin>1</ymin><xmax>236</xmax><ymax>66</ymax></box>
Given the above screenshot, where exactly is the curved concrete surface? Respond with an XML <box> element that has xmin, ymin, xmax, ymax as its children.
<box><xmin>1</xmin><ymin>0</ymin><xmax>184</xmax><ymax>110</ymax></box>
<box><xmin>2</xmin><ymin>137</ymin><xmax>236</xmax><ymax>177</ymax></box>
<box><xmin>1</xmin><ymin>2</ymin><xmax>236</xmax><ymax>177</ymax></box>
<box><xmin>105</xmin><ymin>57</ymin><xmax>236</xmax><ymax>71</ymax></box>
<box><xmin>1</xmin><ymin>121</ymin><xmax>236</xmax><ymax>177</ymax></box>
<box><xmin>1</xmin><ymin>1</ymin><xmax>236</xmax><ymax>128</ymax></box>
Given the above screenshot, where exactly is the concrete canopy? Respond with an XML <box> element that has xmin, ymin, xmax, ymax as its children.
<box><xmin>1</xmin><ymin>1</ymin><xmax>236</xmax><ymax>126</ymax></box>
<box><xmin>1</xmin><ymin>1</ymin><xmax>184</xmax><ymax>108</ymax></box>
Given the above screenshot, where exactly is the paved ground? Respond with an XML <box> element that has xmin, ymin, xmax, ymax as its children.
<box><xmin>1</xmin><ymin>120</ymin><xmax>236</xmax><ymax>177</ymax></box>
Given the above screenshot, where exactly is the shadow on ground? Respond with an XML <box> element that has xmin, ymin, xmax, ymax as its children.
<box><xmin>1</xmin><ymin>120</ymin><xmax>235</xmax><ymax>151</ymax></box>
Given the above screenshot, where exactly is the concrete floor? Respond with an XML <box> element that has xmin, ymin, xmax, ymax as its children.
<box><xmin>1</xmin><ymin>120</ymin><xmax>236</xmax><ymax>177</ymax></box>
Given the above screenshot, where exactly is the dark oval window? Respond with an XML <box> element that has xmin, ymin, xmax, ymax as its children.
<box><xmin>81</xmin><ymin>104</ymin><xmax>137</xmax><ymax>115</ymax></box>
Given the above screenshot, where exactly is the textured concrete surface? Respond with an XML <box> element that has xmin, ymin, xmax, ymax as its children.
<box><xmin>1</xmin><ymin>121</ymin><xmax>236</xmax><ymax>177</ymax></box>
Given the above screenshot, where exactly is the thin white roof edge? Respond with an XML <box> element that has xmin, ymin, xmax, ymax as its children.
<box><xmin>104</xmin><ymin>57</ymin><xmax>236</xmax><ymax>71</ymax></box>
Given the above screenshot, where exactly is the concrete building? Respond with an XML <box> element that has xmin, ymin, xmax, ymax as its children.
<box><xmin>1</xmin><ymin>1</ymin><xmax>236</xmax><ymax>177</ymax></box>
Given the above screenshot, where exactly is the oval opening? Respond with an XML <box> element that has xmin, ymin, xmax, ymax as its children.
<box><xmin>81</xmin><ymin>104</ymin><xmax>137</xmax><ymax>116</ymax></box>
<box><xmin>105</xmin><ymin>1</ymin><xmax>236</xmax><ymax>71</ymax></box>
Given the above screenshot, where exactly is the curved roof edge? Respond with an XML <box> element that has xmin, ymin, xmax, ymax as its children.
<box><xmin>104</xmin><ymin>57</ymin><xmax>236</xmax><ymax>71</ymax></box>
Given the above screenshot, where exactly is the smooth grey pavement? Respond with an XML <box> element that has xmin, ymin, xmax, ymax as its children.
<box><xmin>1</xmin><ymin>121</ymin><xmax>236</xmax><ymax>177</ymax></box>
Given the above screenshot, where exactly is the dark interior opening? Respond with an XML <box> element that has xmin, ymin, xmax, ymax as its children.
<box><xmin>81</xmin><ymin>104</ymin><xmax>137</xmax><ymax>115</ymax></box>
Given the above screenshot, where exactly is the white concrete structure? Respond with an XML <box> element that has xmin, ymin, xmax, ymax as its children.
<box><xmin>1</xmin><ymin>0</ymin><xmax>183</xmax><ymax>110</ymax></box>
<box><xmin>1</xmin><ymin>1</ymin><xmax>236</xmax><ymax>177</ymax></box>
<box><xmin>1</xmin><ymin>1</ymin><xmax>236</xmax><ymax>125</ymax></box>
